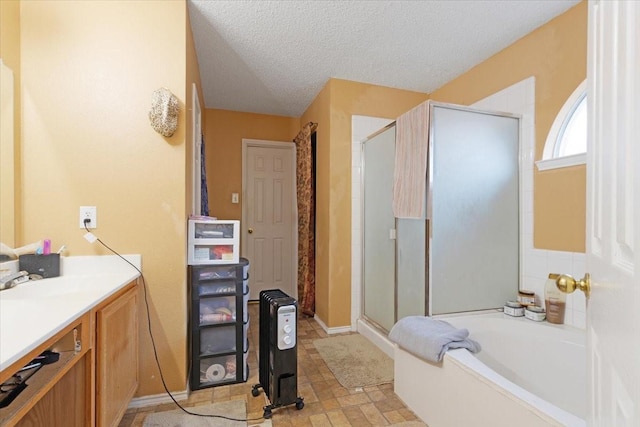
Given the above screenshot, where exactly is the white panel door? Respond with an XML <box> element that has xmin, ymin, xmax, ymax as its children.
<box><xmin>586</xmin><ymin>1</ymin><xmax>639</xmax><ymax>425</ymax></box>
<box><xmin>244</xmin><ymin>142</ymin><xmax>296</xmax><ymax>300</ymax></box>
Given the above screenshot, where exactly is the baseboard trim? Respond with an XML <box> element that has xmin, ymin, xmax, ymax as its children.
<box><xmin>128</xmin><ymin>389</ymin><xmax>189</xmax><ymax>409</ymax></box>
<box><xmin>313</xmin><ymin>315</ymin><xmax>352</xmax><ymax>335</ymax></box>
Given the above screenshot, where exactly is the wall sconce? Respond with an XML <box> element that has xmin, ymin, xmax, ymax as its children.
<box><xmin>148</xmin><ymin>87</ymin><xmax>179</xmax><ymax>137</ymax></box>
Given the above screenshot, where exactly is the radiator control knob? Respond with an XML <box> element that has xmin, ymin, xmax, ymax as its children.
<box><xmin>277</xmin><ymin>305</ymin><xmax>296</xmax><ymax>350</ymax></box>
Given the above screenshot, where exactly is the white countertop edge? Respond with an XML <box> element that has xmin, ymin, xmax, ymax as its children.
<box><xmin>0</xmin><ymin>255</ymin><xmax>141</xmax><ymax>372</ymax></box>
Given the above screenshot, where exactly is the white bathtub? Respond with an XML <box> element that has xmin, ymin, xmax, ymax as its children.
<box><xmin>394</xmin><ymin>312</ymin><xmax>586</xmax><ymax>427</ymax></box>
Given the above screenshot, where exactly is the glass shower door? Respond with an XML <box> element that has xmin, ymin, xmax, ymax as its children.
<box><xmin>429</xmin><ymin>105</ymin><xmax>520</xmax><ymax>314</ymax></box>
<box><xmin>362</xmin><ymin>126</ymin><xmax>396</xmax><ymax>331</ymax></box>
<box><xmin>360</xmin><ymin>103</ymin><xmax>520</xmax><ymax>331</ymax></box>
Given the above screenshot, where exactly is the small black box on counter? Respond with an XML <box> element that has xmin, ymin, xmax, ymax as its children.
<box><xmin>19</xmin><ymin>254</ymin><xmax>60</xmax><ymax>278</ymax></box>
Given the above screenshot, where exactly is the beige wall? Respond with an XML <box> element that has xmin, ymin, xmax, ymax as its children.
<box><xmin>203</xmin><ymin>109</ymin><xmax>299</xmax><ymax>221</ymax></box>
<box><xmin>302</xmin><ymin>78</ymin><xmax>429</xmax><ymax>327</ymax></box>
<box><xmin>20</xmin><ymin>0</ymin><xmax>192</xmax><ymax>396</ymax></box>
<box><xmin>430</xmin><ymin>1</ymin><xmax>587</xmax><ymax>252</ymax></box>
<box><xmin>0</xmin><ymin>0</ymin><xmax>21</xmax><ymax>248</ymax></box>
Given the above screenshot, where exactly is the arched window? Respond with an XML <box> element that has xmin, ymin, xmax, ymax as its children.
<box><xmin>537</xmin><ymin>80</ymin><xmax>587</xmax><ymax>171</ymax></box>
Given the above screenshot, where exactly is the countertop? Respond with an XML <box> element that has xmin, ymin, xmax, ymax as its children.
<box><xmin>0</xmin><ymin>255</ymin><xmax>141</xmax><ymax>372</ymax></box>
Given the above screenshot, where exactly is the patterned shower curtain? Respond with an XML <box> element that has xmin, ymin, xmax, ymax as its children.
<box><xmin>293</xmin><ymin>122</ymin><xmax>318</xmax><ymax>316</ymax></box>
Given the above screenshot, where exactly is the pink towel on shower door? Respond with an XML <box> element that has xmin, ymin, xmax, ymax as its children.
<box><xmin>393</xmin><ymin>100</ymin><xmax>430</xmax><ymax>218</ymax></box>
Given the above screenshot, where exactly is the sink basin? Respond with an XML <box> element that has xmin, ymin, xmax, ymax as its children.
<box><xmin>0</xmin><ymin>276</ymin><xmax>98</xmax><ymax>300</ymax></box>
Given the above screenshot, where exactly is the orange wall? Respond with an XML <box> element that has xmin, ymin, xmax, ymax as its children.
<box><xmin>0</xmin><ymin>0</ymin><xmax>21</xmax><ymax>247</ymax></box>
<box><xmin>20</xmin><ymin>0</ymin><xmax>191</xmax><ymax>396</ymax></box>
<box><xmin>299</xmin><ymin>82</ymin><xmax>331</xmax><ymax>323</ymax></box>
<box><xmin>0</xmin><ymin>0</ymin><xmax>20</xmax><ymax>82</ymax></box>
<box><xmin>430</xmin><ymin>1</ymin><xmax>587</xmax><ymax>252</ymax></box>
<box><xmin>302</xmin><ymin>78</ymin><xmax>429</xmax><ymax>327</ymax></box>
<box><xmin>203</xmin><ymin>109</ymin><xmax>299</xmax><ymax>220</ymax></box>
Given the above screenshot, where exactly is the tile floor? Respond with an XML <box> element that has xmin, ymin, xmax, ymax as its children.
<box><xmin>119</xmin><ymin>303</ymin><xmax>426</xmax><ymax>426</ymax></box>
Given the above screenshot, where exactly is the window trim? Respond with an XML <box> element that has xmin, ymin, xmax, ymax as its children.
<box><xmin>536</xmin><ymin>79</ymin><xmax>587</xmax><ymax>171</ymax></box>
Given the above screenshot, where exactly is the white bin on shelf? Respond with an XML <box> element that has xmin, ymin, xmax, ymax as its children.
<box><xmin>188</xmin><ymin>220</ymin><xmax>240</xmax><ymax>265</ymax></box>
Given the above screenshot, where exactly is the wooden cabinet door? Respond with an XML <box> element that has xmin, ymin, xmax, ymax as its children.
<box><xmin>15</xmin><ymin>355</ymin><xmax>87</xmax><ymax>427</ymax></box>
<box><xmin>96</xmin><ymin>285</ymin><xmax>138</xmax><ymax>427</ymax></box>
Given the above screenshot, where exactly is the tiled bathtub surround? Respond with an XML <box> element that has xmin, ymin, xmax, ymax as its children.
<box><xmin>351</xmin><ymin>77</ymin><xmax>586</xmax><ymax>331</ymax></box>
<box><xmin>471</xmin><ymin>77</ymin><xmax>586</xmax><ymax>329</ymax></box>
<box><xmin>521</xmin><ymin>250</ymin><xmax>586</xmax><ymax>327</ymax></box>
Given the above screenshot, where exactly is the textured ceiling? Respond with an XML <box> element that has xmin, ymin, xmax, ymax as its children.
<box><xmin>188</xmin><ymin>0</ymin><xmax>580</xmax><ymax>117</ymax></box>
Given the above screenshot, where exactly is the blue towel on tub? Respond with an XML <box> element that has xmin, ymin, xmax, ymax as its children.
<box><xmin>389</xmin><ymin>316</ymin><xmax>481</xmax><ymax>363</ymax></box>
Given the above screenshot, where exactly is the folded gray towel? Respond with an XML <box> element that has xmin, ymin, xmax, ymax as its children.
<box><xmin>389</xmin><ymin>316</ymin><xmax>481</xmax><ymax>363</ymax></box>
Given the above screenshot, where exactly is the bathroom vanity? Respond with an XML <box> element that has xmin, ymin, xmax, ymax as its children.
<box><xmin>0</xmin><ymin>256</ymin><xmax>141</xmax><ymax>427</ymax></box>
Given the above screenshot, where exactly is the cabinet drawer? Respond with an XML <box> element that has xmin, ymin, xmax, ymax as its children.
<box><xmin>200</xmin><ymin>326</ymin><xmax>236</xmax><ymax>355</ymax></box>
<box><xmin>199</xmin><ymin>296</ymin><xmax>236</xmax><ymax>325</ymax></box>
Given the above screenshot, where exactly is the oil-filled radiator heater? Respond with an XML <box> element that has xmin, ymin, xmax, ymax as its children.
<box><xmin>251</xmin><ymin>289</ymin><xmax>304</xmax><ymax>418</ymax></box>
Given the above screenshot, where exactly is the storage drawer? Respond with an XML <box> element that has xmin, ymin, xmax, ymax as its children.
<box><xmin>192</xmin><ymin>265</ymin><xmax>239</xmax><ymax>280</ymax></box>
<box><xmin>189</xmin><ymin>243</ymin><xmax>238</xmax><ymax>265</ymax></box>
<box><xmin>188</xmin><ymin>220</ymin><xmax>240</xmax><ymax>265</ymax></box>
<box><xmin>197</xmin><ymin>279</ymin><xmax>238</xmax><ymax>297</ymax></box>
<box><xmin>190</xmin><ymin>221</ymin><xmax>238</xmax><ymax>240</ymax></box>
<box><xmin>194</xmin><ymin>275</ymin><xmax>249</xmax><ymax>296</ymax></box>
<box><xmin>200</xmin><ymin>325</ymin><xmax>236</xmax><ymax>355</ymax></box>
<box><xmin>198</xmin><ymin>355</ymin><xmax>238</xmax><ymax>386</ymax></box>
<box><xmin>199</xmin><ymin>296</ymin><xmax>236</xmax><ymax>325</ymax></box>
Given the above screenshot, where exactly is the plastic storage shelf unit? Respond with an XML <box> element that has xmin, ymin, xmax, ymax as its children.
<box><xmin>189</xmin><ymin>258</ymin><xmax>250</xmax><ymax>390</ymax></box>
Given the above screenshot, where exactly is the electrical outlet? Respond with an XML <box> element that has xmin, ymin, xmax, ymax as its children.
<box><xmin>79</xmin><ymin>206</ymin><xmax>97</xmax><ymax>229</ymax></box>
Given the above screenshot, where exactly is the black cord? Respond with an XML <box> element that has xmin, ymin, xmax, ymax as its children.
<box><xmin>83</xmin><ymin>222</ymin><xmax>264</xmax><ymax>422</ymax></box>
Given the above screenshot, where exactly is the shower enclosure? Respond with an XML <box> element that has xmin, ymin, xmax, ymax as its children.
<box><xmin>361</xmin><ymin>102</ymin><xmax>520</xmax><ymax>332</ymax></box>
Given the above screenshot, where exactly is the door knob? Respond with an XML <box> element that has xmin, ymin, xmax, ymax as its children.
<box><xmin>248</xmin><ymin>228</ymin><xmax>254</xmax><ymax>234</ymax></box>
<box><xmin>555</xmin><ymin>273</ymin><xmax>591</xmax><ymax>298</ymax></box>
